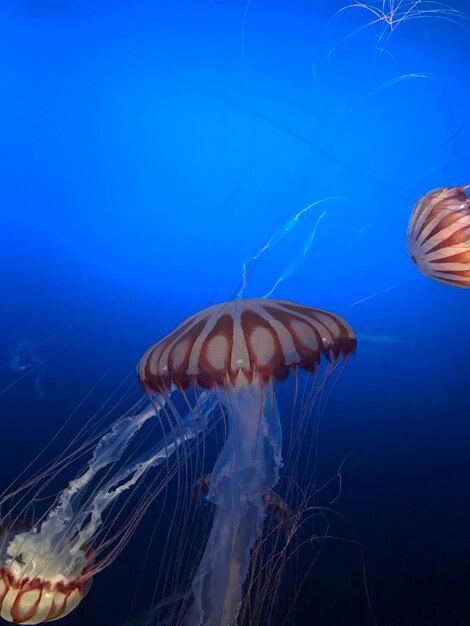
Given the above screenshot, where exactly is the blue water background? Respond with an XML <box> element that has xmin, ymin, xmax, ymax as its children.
<box><xmin>0</xmin><ymin>1</ymin><xmax>469</xmax><ymax>625</ymax></box>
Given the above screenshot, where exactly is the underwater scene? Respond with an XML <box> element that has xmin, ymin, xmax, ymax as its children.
<box><xmin>0</xmin><ymin>1</ymin><xmax>469</xmax><ymax>625</ymax></box>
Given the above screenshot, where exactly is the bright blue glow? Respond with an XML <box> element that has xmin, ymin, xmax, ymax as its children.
<box><xmin>0</xmin><ymin>1</ymin><xmax>468</xmax><ymax>625</ymax></box>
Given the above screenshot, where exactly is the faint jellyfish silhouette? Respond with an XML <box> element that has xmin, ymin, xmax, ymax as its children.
<box><xmin>407</xmin><ymin>185</ymin><xmax>470</xmax><ymax>288</ymax></box>
<box><xmin>8</xmin><ymin>341</ymin><xmax>46</xmax><ymax>396</ymax></box>
<box><xmin>192</xmin><ymin>473</ymin><xmax>214</xmax><ymax>514</ymax></box>
<box><xmin>138</xmin><ymin>297</ymin><xmax>356</xmax><ymax>625</ymax></box>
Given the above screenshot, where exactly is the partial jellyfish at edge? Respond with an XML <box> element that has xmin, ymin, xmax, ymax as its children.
<box><xmin>407</xmin><ymin>185</ymin><xmax>470</xmax><ymax>288</ymax></box>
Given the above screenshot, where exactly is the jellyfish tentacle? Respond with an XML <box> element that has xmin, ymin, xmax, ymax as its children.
<box><xmin>235</xmin><ymin>199</ymin><xmax>337</xmax><ymax>299</ymax></box>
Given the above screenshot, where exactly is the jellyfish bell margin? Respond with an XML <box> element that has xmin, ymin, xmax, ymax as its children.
<box><xmin>138</xmin><ymin>298</ymin><xmax>356</xmax><ymax>626</ymax></box>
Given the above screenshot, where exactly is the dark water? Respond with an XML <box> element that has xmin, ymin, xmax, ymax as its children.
<box><xmin>0</xmin><ymin>1</ymin><xmax>469</xmax><ymax>625</ymax></box>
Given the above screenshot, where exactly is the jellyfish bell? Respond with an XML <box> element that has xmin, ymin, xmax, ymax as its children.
<box><xmin>407</xmin><ymin>185</ymin><xmax>470</xmax><ymax>288</ymax></box>
<box><xmin>138</xmin><ymin>299</ymin><xmax>356</xmax><ymax>394</ymax></box>
<box><xmin>0</xmin><ymin>519</ymin><xmax>91</xmax><ymax>624</ymax></box>
<box><xmin>138</xmin><ymin>298</ymin><xmax>356</xmax><ymax>626</ymax></box>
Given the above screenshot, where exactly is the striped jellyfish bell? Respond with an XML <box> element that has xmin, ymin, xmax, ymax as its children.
<box><xmin>407</xmin><ymin>185</ymin><xmax>470</xmax><ymax>288</ymax></box>
<box><xmin>138</xmin><ymin>298</ymin><xmax>356</xmax><ymax>395</ymax></box>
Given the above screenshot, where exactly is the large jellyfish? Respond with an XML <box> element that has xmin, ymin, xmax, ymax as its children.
<box><xmin>407</xmin><ymin>185</ymin><xmax>470</xmax><ymax>288</ymax></box>
<box><xmin>138</xmin><ymin>298</ymin><xmax>356</xmax><ymax>626</ymax></box>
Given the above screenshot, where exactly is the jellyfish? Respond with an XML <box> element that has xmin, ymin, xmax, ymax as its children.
<box><xmin>407</xmin><ymin>185</ymin><xmax>470</xmax><ymax>288</ymax></box>
<box><xmin>0</xmin><ymin>392</ymin><xmax>217</xmax><ymax>624</ymax></box>
<box><xmin>138</xmin><ymin>297</ymin><xmax>356</xmax><ymax>626</ymax></box>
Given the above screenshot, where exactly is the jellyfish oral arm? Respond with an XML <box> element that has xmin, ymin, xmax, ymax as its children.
<box><xmin>184</xmin><ymin>377</ymin><xmax>282</xmax><ymax>626</ymax></box>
